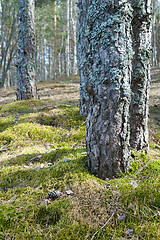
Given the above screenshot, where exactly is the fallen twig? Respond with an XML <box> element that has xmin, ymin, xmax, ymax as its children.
<box><xmin>75</xmin><ymin>120</ymin><xmax>86</xmax><ymax>129</ymax></box>
<box><xmin>91</xmin><ymin>208</ymin><xmax>117</xmax><ymax>240</ymax></box>
<box><xmin>0</xmin><ymin>144</ymin><xmax>10</xmax><ymax>152</ymax></box>
<box><xmin>76</xmin><ymin>195</ymin><xmax>148</xmax><ymax>223</ymax></box>
<box><xmin>79</xmin><ymin>120</ymin><xmax>86</xmax><ymax>127</ymax></box>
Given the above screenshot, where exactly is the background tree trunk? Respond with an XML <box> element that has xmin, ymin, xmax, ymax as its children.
<box><xmin>53</xmin><ymin>0</ymin><xmax>57</xmax><ymax>79</ymax></box>
<box><xmin>78</xmin><ymin>0</ymin><xmax>90</xmax><ymax>117</ymax></box>
<box><xmin>17</xmin><ymin>0</ymin><xmax>37</xmax><ymax>100</ymax></box>
<box><xmin>0</xmin><ymin>0</ymin><xmax>17</xmax><ymax>88</ymax></box>
<box><xmin>42</xmin><ymin>11</ymin><xmax>46</xmax><ymax>81</ymax></box>
<box><xmin>66</xmin><ymin>0</ymin><xmax>70</xmax><ymax>76</ymax></box>
<box><xmin>130</xmin><ymin>0</ymin><xmax>151</xmax><ymax>151</ymax></box>
<box><xmin>72</xmin><ymin>0</ymin><xmax>78</xmax><ymax>75</ymax></box>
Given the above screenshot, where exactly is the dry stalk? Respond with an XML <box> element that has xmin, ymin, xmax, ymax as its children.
<box><xmin>91</xmin><ymin>208</ymin><xmax>117</xmax><ymax>240</ymax></box>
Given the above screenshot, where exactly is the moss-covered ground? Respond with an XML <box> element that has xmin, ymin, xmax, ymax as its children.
<box><xmin>0</xmin><ymin>74</ymin><xmax>160</xmax><ymax>239</ymax></box>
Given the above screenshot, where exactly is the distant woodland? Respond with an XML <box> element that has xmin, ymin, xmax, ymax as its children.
<box><xmin>0</xmin><ymin>0</ymin><xmax>160</xmax><ymax>88</ymax></box>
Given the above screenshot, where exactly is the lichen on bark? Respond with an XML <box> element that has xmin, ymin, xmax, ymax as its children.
<box><xmin>17</xmin><ymin>0</ymin><xmax>37</xmax><ymax>100</ymax></box>
<box><xmin>79</xmin><ymin>0</ymin><xmax>134</xmax><ymax>179</ymax></box>
<box><xmin>78</xmin><ymin>0</ymin><xmax>151</xmax><ymax>179</ymax></box>
<box><xmin>130</xmin><ymin>0</ymin><xmax>151</xmax><ymax>151</ymax></box>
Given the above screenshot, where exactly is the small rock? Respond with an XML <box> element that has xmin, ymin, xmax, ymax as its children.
<box><xmin>40</xmin><ymin>163</ymin><xmax>45</xmax><ymax>169</ymax></box>
<box><xmin>155</xmin><ymin>145</ymin><xmax>160</xmax><ymax>150</ymax></box>
<box><xmin>118</xmin><ymin>214</ymin><xmax>126</xmax><ymax>221</ymax></box>
<box><xmin>48</xmin><ymin>190</ymin><xmax>61</xmax><ymax>200</ymax></box>
<box><xmin>105</xmin><ymin>178</ymin><xmax>110</xmax><ymax>181</ymax></box>
<box><xmin>48</xmin><ymin>163</ymin><xmax>53</xmax><ymax>166</ymax></box>
<box><xmin>65</xmin><ymin>190</ymin><xmax>74</xmax><ymax>195</ymax></box>
<box><xmin>125</xmin><ymin>229</ymin><xmax>133</xmax><ymax>235</ymax></box>
<box><xmin>81</xmin><ymin>152</ymin><xmax>87</xmax><ymax>155</ymax></box>
<box><xmin>10</xmin><ymin>117</ymin><xmax>19</xmax><ymax>124</ymax></box>
<box><xmin>130</xmin><ymin>180</ymin><xmax>139</xmax><ymax>189</ymax></box>
<box><xmin>106</xmin><ymin>183</ymin><xmax>110</xmax><ymax>189</ymax></box>
<box><xmin>63</xmin><ymin>159</ymin><xmax>72</xmax><ymax>163</ymax></box>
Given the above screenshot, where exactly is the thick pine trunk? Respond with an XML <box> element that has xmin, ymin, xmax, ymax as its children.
<box><xmin>130</xmin><ymin>0</ymin><xmax>151</xmax><ymax>151</ymax></box>
<box><xmin>78</xmin><ymin>0</ymin><xmax>151</xmax><ymax>179</ymax></box>
<box><xmin>79</xmin><ymin>0</ymin><xmax>133</xmax><ymax>179</ymax></box>
<box><xmin>17</xmin><ymin>0</ymin><xmax>37</xmax><ymax>100</ymax></box>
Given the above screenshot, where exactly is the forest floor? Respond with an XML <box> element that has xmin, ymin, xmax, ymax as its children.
<box><xmin>0</xmin><ymin>71</ymin><xmax>160</xmax><ymax>239</ymax></box>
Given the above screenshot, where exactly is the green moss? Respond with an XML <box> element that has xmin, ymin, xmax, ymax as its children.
<box><xmin>35</xmin><ymin>200</ymin><xmax>70</xmax><ymax>225</ymax></box>
<box><xmin>0</xmin><ymin>122</ymin><xmax>63</xmax><ymax>144</ymax></box>
<box><xmin>129</xmin><ymin>151</ymin><xmax>149</xmax><ymax>174</ymax></box>
<box><xmin>0</xmin><ymin>80</ymin><xmax>160</xmax><ymax>239</ymax></box>
<box><xmin>0</xmin><ymin>99</ymin><xmax>45</xmax><ymax>115</ymax></box>
<box><xmin>0</xmin><ymin>116</ymin><xmax>15</xmax><ymax>132</ymax></box>
<box><xmin>36</xmin><ymin>107</ymin><xmax>84</xmax><ymax>130</ymax></box>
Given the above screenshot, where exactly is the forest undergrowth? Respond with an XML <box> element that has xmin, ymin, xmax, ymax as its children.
<box><xmin>0</xmin><ymin>72</ymin><xmax>160</xmax><ymax>239</ymax></box>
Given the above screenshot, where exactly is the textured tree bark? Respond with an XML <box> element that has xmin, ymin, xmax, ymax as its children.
<box><xmin>71</xmin><ymin>0</ymin><xmax>78</xmax><ymax>76</ymax></box>
<box><xmin>0</xmin><ymin>1</ymin><xmax>17</xmax><ymax>88</ymax></box>
<box><xmin>130</xmin><ymin>0</ymin><xmax>151</xmax><ymax>151</ymax></box>
<box><xmin>17</xmin><ymin>0</ymin><xmax>37</xmax><ymax>100</ymax></box>
<box><xmin>66</xmin><ymin>0</ymin><xmax>70</xmax><ymax>76</ymax></box>
<box><xmin>151</xmin><ymin>0</ymin><xmax>158</xmax><ymax>67</ymax></box>
<box><xmin>78</xmin><ymin>0</ymin><xmax>151</xmax><ymax>179</ymax></box>
<box><xmin>79</xmin><ymin>0</ymin><xmax>133</xmax><ymax>179</ymax></box>
<box><xmin>53</xmin><ymin>0</ymin><xmax>57</xmax><ymax>79</ymax></box>
<box><xmin>78</xmin><ymin>0</ymin><xmax>90</xmax><ymax>117</ymax></box>
<box><xmin>42</xmin><ymin>11</ymin><xmax>46</xmax><ymax>81</ymax></box>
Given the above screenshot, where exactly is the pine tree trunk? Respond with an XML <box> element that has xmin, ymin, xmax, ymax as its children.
<box><xmin>42</xmin><ymin>12</ymin><xmax>46</xmax><ymax>81</ymax></box>
<box><xmin>72</xmin><ymin>0</ymin><xmax>78</xmax><ymax>75</ymax></box>
<box><xmin>17</xmin><ymin>0</ymin><xmax>37</xmax><ymax>100</ymax></box>
<box><xmin>130</xmin><ymin>0</ymin><xmax>151</xmax><ymax>151</ymax></box>
<box><xmin>0</xmin><ymin>1</ymin><xmax>17</xmax><ymax>88</ymax></box>
<box><xmin>79</xmin><ymin>0</ymin><xmax>133</xmax><ymax>179</ymax></box>
<box><xmin>78</xmin><ymin>0</ymin><xmax>90</xmax><ymax>117</ymax></box>
<box><xmin>78</xmin><ymin>0</ymin><xmax>151</xmax><ymax>179</ymax></box>
<box><xmin>53</xmin><ymin>0</ymin><xmax>57</xmax><ymax>79</ymax></box>
<box><xmin>151</xmin><ymin>0</ymin><xmax>158</xmax><ymax>66</ymax></box>
<box><xmin>66</xmin><ymin>0</ymin><xmax>70</xmax><ymax>76</ymax></box>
